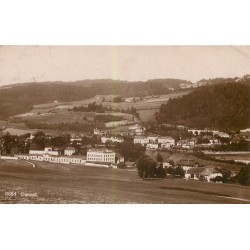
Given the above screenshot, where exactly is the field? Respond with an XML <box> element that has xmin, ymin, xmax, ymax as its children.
<box><xmin>14</xmin><ymin>90</ymin><xmax>191</xmax><ymax>123</ymax></box>
<box><xmin>205</xmin><ymin>152</ymin><xmax>250</xmax><ymax>164</ymax></box>
<box><xmin>1</xmin><ymin>159</ymin><xmax>250</xmax><ymax>204</ymax></box>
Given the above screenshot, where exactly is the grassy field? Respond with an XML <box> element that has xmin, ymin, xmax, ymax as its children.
<box><xmin>1</xmin><ymin>159</ymin><xmax>250</xmax><ymax>204</ymax></box>
<box><xmin>15</xmin><ymin>90</ymin><xmax>191</xmax><ymax>123</ymax></box>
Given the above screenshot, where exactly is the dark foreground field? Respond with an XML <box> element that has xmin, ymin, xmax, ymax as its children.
<box><xmin>1</xmin><ymin>159</ymin><xmax>250</xmax><ymax>204</ymax></box>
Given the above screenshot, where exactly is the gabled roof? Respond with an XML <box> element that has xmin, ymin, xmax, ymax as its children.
<box><xmin>186</xmin><ymin>167</ymin><xmax>206</xmax><ymax>175</ymax></box>
<box><xmin>200</xmin><ymin>167</ymin><xmax>221</xmax><ymax>176</ymax></box>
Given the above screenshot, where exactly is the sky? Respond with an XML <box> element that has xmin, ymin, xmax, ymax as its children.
<box><xmin>0</xmin><ymin>46</ymin><xmax>250</xmax><ymax>86</ymax></box>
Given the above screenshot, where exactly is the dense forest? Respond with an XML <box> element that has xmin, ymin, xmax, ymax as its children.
<box><xmin>156</xmin><ymin>82</ymin><xmax>250</xmax><ymax>131</ymax></box>
<box><xmin>0</xmin><ymin>78</ymin><xmax>191</xmax><ymax>119</ymax></box>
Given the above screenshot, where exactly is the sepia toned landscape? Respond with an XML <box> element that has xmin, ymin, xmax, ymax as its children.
<box><xmin>0</xmin><ymin>46</ymin><xmax>250</xmax><ymax>204</ymax></box>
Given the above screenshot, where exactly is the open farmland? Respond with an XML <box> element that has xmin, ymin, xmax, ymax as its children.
<box><xmin>15</xmin><ymin>90</ymin><xmax>191</xmax><ymax>123</ymax></box>
<box><xmin>1</xmin><ymin>159</ymin><xmax>250</xmax><ymax>204</ymax></box>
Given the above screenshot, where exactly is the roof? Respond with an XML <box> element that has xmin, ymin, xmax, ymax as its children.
<box><xmin>134</xmin><ymin>136</ymin><xmax>147</xmax><ymax>139</ymax></box>
<box><xmin>125</xmin><ymin>161</ymin><xmax>136</xmax><ymax>165</ymax></box>
<box><xmin>176</xmin><ymin>159</ymin><xmax>196</xmax><ymax>166</ymax></box>
<box><xmin>186</xmin><ymin>167</ymin><xmax>206</xmax><ymax>175</ymax></box>
<box><xmin>200</xmin><ymin>167</ymin><xmax>221</xmax><ymax>176</ymax></box>
<box><xmin>88</xmin><ymin>148</ymin><xmax>115</xmax><ymax>153</ymax></box>
<box><xmin>158</xmin><ymin>136</ymin><xmax>175</xmax><ymax>140</ymax></box>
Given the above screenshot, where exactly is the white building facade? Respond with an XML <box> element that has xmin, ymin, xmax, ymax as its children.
<box><xmin>29</xmin><ymin>147</ymin><xmax>59</xmax><ymax>156</ymax></box>
<box><xmin>87</xmin><ymin>149</ymin><xmax>116</xmax><ymax>163</ymax></box>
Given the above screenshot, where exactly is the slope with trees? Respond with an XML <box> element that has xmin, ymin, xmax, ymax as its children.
<box><xmin>156</xmin><ymin>82</ymin><xmax>250</xmax><ymax>131</ymax></box>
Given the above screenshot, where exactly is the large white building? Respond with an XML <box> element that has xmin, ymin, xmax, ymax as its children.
<box><xmin>87</xmin><ymin>148</ymin><xmax>116</xmax><ymax>163</ymax></box>
<box><xmin>29</xmin><ymin>147</ymin><xmax>59</xmax><ymax>156</ymax></box>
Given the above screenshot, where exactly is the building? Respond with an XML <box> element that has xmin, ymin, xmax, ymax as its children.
<box><xmin>213</xmin><ymin>131</ymin><xmax>230</xmax><ymax>138</ymax></box>
<box><xmin>70</xmin><ymin>135</ymin><xmax>82</xmax><ymax>145</ymax></box>
<box><xmin>129</xmin><ymin>124</ymin><xmax>146</xmax><ymax>135</ymax></box>
<box><xmin>64</xmin><ymin>147</ymin><xmax>76</xmax><ymax>156</ymax></box>
<box><xmin>101</xmin><ymin>136</ymin><xmax>124</xmax><ymax>144</ymax></box>
<box><xmin>94</xmin><ymin>128</ymin><xmax>100</xmax><ymax>135</ymax></box>
<box><xmin>87</xmin><ymin>148</ymin><xmax>116</xmax><ymax>163</ymax></box>
<box><xmin>200</xmin><ymin>168</ymin><xmax>223</xmax><ymax>182</ymax></box>
<box><xmin>158</xmin><ymin>136</ymin><xmax>175</xmax><ymax>145</ymax></box>
<box><xmin>162</xmin><ymin>161</ymin><xmax>173</xmax><ymax>168</ymax></box>
<box><xmin>29</xmin><ymin>147</ymin><xmax>59</xmax><ymax>156</ymax></box>
<box><xmin>240</xmin><ymin>128</ymin><xmax>250</xmax><ymax>133</ymax></box>
<box><xmin>176</xmin><ymin>159</ymin><xmax>197</xmax><ymax>171</ymax></box>
<box><xmin>135</xmin><ymin>127</ymin><xmax>145</xmax><ymax>135</ymax></box>
<box><xmin>16</xmin><ymin>154</ymin><xmax>86</xmax><ymax>165</ymax></box>
<box><xmin>146</xmin><ymin>143</ymin><xmax>159</xmax><ymax>150</ymax></box>
<box><xmin>134</xmin><ymin>136</ymin><xmax>149</xmax><ymax>145</ymax></box>
<box><xmin>177</xmin><ymin>139</ymin><xmax>196</xmax><ymax>149</ymax></box>
<box><xmin>185</xmin><ymin>167</ymin><xmax>206</xmax><ymax>180</ymax></box>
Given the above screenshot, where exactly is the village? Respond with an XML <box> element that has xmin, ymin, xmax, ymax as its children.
<box><xmin>1</xmin><ymin>116</ymin><xmax>249</xmax><ymax>184</ymax></box>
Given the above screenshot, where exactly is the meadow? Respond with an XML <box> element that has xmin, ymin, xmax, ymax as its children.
<box><xmin>1</xmin><ymin>159</ymin><xmax>250</xmax><ymax>204</ymax></box>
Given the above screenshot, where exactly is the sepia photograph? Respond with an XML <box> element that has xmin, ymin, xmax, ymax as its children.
<box><xmin>1</xmin><ymin>1</ymin><xmax>250</xmax><ymax>250</ymax></box>
<box><xmin>0</xmin><ymin>45</ymin><xmax>250</xmax><ymax>204</ymax></box>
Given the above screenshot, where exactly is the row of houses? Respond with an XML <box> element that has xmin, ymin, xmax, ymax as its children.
<box><xmin>185</xmin><ymin>167</ymin><xmax>223</xmax><ymax>182</ymax></box>
<box><xmin>134</xmin><ymin>135</ymin><xmax>175</xmax><ymax>149</ymax></box>
<box><xmin>188</xmin><ymin>129</ymin><xmax>230</xmax><ymax>138</ymax></box>
<box><xmin>29</xmin><ymin>147</ymin><xmax>76</xmax><ymax>156</ymax></box>
<box><xmin>17</xmin><ymin>147</ymin><xmax>125</xmax><ymax>169</ymax></box>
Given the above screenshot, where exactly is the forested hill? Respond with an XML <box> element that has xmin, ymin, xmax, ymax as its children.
<box><xmin>156</xmin><ymin>82</ymin><xmax>250</xmax><ymax>131</ymax></box>
<box><xmin>0</xmin><ymin>78</ymin><xmax>191</xmax><ymax>119</ymax></box>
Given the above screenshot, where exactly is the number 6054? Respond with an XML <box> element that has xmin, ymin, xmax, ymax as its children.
<box><xmin>5</xmin><ymin>192</ymin><xmax>17</xmax><ymax>196</ymax></box>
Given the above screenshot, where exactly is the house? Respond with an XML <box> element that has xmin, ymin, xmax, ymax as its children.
<box><xmin>185</xmin><ymin>167</ymin><xmax>206</xmax><ymax>180</ymax></box>
<box><xmin>162</xmin><ymin>161</ymin><xmax>173</xmax><ymax>168</ymax></box>
<box><xmin>101</xmin><ymin>136</ymin><xmax>124</xmax><ymax>144</ymax></box>
<box><xmin>200</xmin><ymin>167</ymin><xmax>223</xmax><ymax>182</ymax></box>
<box><xmin>87</xmin><ymin>148</ymin><xmax>116</xmax><ymax>163</ymax></box>
<box><xmin>146</xmin><ymin>143</ymin><xmax>159</xmax><ymax>150</ymax></box>
<box><xmin>134</xmin><ymin>136</ymin><xmax>149</xmax><ymax>145</ymax></box>
<box><xmin>64</xmin><ymin>147</ymin><xmax>76</xmax><ymax>156</ymax></box>
<box><xmin>94</xmin><ymin>128</ymin><xmax>100</xmax><ymax>135</ymax></box>
<box><xmin>158</xmin><ymin>136</ymin><xmax>175</xmax><ymax>148</ymax></box>
<box><xmin>29</xmin><ymin>147</ymin><xmax>59</xmax><ymax>156</ymax></box>
<box><xmin>213</xmin><ymin>131</ymin><xmax>230</xmax><ymax>138</ymax></box>
<box><xmin>70</xmin><ymin>135</ymin><xmax>82</xmax><ymax>145</ymax></box>
<box><xmin>177</xmin><ymin>139</ymin><xmax>196</xmax><ymax>149</ymax></box>
<box><xmin>135</xmin><ymin>127</ymin><xmax>145</xmax><ymax>135</ymax></box>
<box><xmin>176</xmin><ymin>159</ymin><xmax>197</xmax><ymax>171</ymax></box>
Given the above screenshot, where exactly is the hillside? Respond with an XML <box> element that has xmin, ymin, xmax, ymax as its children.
<box><xmin>156</xmin><ymin>82</ymin><xmax>250</xmax><ymax>131</ymax></box>
<box><xmin>0</xmin><ymin>79</ymin><xmax>192</xmax><ymax>119</ymax></box>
